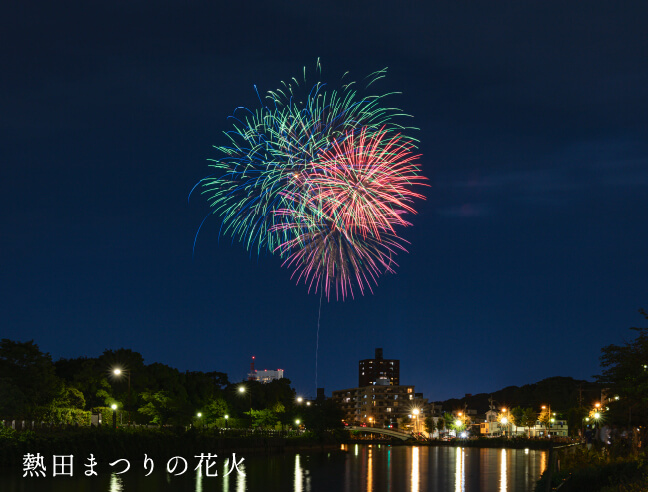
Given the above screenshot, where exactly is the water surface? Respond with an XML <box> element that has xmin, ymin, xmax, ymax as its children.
<box><xmin>1</xmin><ymin>445</ymin><xmax>547</xmax><ymax>492</ymax></box>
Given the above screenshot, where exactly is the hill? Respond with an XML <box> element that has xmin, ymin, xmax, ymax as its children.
<box><xmin>438</xmin><ymin>376</ymin><xmax>602</xmax><ymax>414</ymax></box>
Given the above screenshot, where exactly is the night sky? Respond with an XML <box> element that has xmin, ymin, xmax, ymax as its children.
<box><xmin>2</xmin><ymin>2</ymin><xmax>647</xmax><ymax>402</ymax></box>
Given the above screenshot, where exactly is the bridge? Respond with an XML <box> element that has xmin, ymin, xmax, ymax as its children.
<box><xmin>347</xmin><ymin>426</ymin><xmax>416</xmax><ymax>441</ymax></box>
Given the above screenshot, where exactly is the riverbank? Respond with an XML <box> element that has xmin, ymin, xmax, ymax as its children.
<box><xmin>343</xmin><ymin>435</ymin><xmax>571</xmax><ymax>450</ymax></box>
<box><xmin>0</xmin><ymin>426</ymin><xmax>341</xmax><ymax>468</ymax></box>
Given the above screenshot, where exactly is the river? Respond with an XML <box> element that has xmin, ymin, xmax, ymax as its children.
<box><xmin>1</xmin><ymin>444</ymin><xmax>547</xmax><ymax>491</ymax></box>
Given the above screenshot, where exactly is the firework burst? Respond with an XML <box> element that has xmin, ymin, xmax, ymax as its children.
<box><xmin>197</xmin><ymin>63</ymin><xmax>425</xmax><ymax>299</ymax></box>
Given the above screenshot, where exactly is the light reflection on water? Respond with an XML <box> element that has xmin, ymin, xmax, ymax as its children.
<box><xmin>222</xmin><ymin>457</ymin><xmax>247</xmax><ymax>492</ymax></box>
<box><xmin>500</xmin><ymin>448</ymin><xmax>507</xmax><ymax>492</ymax></box>
<box><xmin>109</xmin><ymin>472</ymin><xmax>123</xmax><ymax>492</ymax></box>
<box><xmin>411</xmin><ymin>446</ymin><xmax>419</xmax><ymax>492</ymax></box>
<box><xmin>1</xmin><ymin>445</ymin><xmax>547</xmax><ymax>492</ymax></box>
<box><xmin>294</xmin><ymin>453</ymin><xmax>311</xmax><ymax>492</ymax></box>
<box><xmin>367</xmin><ymin>446</ymin><xmax>373</xmax><ymax>492</ymax></box>
<box><xmin>236</xmin><ymin>460</ymin><xmax>245</xmax><ymax>492</ymax></box>
<box><xmin>454</xmin><ymin>446</ymin><xmax>466</xmax><ymax>492</ymax></box>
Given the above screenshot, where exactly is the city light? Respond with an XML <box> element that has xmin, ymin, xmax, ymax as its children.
<box><xmin>111</xmin><ymin>404</ymin><xmax>117</xmax><ymax>410</ymax></box>
<box><xmin>113</xmin><ymin>368</ymin><xmax>122</xmax><ymax>375</ymax></box>
<box><xmin>297</xmin><ymin>397</ymin><xmax>303</xmax><ymax>403</ymax></box>
<box><xmin>239</xmin><ymin>386</ymin><xmax>246</xmax><ymax>393</ymax></box>
<box><xmin>197</xmin><ymin>412</ymin><xmax>202</xmax><ymax>417</ymax></box>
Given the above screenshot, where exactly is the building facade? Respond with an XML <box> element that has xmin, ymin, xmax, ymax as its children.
<box><xmin>332</xmin><ymin>379</ymin><xmax>427</xmax><ymax>428</ymax></box>
<box><xmin>358</xmin><ymin>348</ymin><xmax>400</xmax><ymax>386</ymax></box>
<box><xmin>248</xmin><ymin>369</ymin><xmax>284</xmax><ymax>383</ymax></box>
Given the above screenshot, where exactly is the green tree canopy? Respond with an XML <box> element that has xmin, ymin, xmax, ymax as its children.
<box><xmin>0</xmin><ymin>339</ymin><xmax>62</xmax><ymax>417</ymax></box>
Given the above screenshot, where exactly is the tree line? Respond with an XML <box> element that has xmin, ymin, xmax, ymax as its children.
<box><xmin>0</xmin><ymin>341</ymin><xmax>342</xmax><ymax>431</ymax></box>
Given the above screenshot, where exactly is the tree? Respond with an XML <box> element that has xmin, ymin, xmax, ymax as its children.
<box><xmin>512</xmin><ymin>407</ymin><xmax>537</xmax><ymax>436</ymax></box>
<box><xmin>138</xmin><ymin>390</ymin><xmax>176</xmax><ymax>426</ymax></box>
<box><xmin>301</xmin><ymin>399</ymin><xmax>345</xmax><ymax>437</ymax></box>
<box><xmin>202</xmin><ymin>397</ymin><xmax>229</xmax><ymax>426</ymax></box>
<box><xmin>0</xmin><ymin>339</ymin><xmax>62</xmax><ymax>417</ymax></box>
<box><xmin>436</xmin><ymin>416</ymin><xmax>446</xmax><ymax>436</ymax></box>
<box><xmin>247</xmin><ymin>408</ymin><xmax>279</xmax><ymax>429</ymax></box>
<box><xmin>55</xmin><ymin>357</ymin><xmax>114</xmax><ymax>409</ymax></box>
<box><xmin>53</xmin><ymin>386</ymin><xmax>86</xmax><ymax>409</ymax></box>
<box><xmin>538</xmin><ymin>407</ymin><xmax>551</xmax><ymax>436</ymax></box>
<box><xmin>596</xmin><ymin>309</ymin><xmax>648</xmax><ymax>440</ymax></box>
<box><xmin>566</xmin><ymin>407</ymin><xmax>588</xmax><ymax>437</ymax></box>
<box><xmin>424</xmin><ymin>416</ymin><xmax>436</xmax><ymax>438</ymax></box>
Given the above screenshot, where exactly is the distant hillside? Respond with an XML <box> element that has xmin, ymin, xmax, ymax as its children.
<box><xmin>438</xmin><ymin>376</ymin><xmax>602</xmax><ymax>415</ymax></box>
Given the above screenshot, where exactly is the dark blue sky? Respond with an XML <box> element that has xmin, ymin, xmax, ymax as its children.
<box><xmin>2</xmin><ymin>2</ymin><xmax>647</xmax><ymax>401</ymax></box>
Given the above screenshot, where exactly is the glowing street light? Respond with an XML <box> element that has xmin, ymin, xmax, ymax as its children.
<box><xmin>111</xmin><ymin>403</ymin><xmax>118</xmax><ymax>429</ymax></box>
<box><xmin>296</xmin><ymin>397</ymin><xmax>303</xmax><ymax>403</ymax></box>
<box><xmin>112</xmin><ymin>368</ymin><xmax>132</xmax><ymax>425</ymax></box>
<box><xmin>412</xmin><ymin>408</ymin><xmax>420</xmax><ymax>435</ymax></box>
<box><xmin>224</xmin><ymin>414</ymin><xmax>229</xmax><ymax>429</ymax></box>
<box><xmin>238</xmin><ymin>385</ymin><xmax>251</xmax><ymax>411</ymax></box>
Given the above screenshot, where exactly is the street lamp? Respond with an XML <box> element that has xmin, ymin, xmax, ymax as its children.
<box><xmin>197</xmin><ymin>412</ymin><xmax>203</xmax><ymax>428</ymax></box>
<box><xmin>113</xmin><ymin>368</ymin><xmax>132</xmax><ymax>425</ymax></box>
<box><xmin>297</xmin><ymin>397</ymin><xmax>303</xmax><ymax>403</ymax></box>
<box><xmin>413</xmin><ymin>408</ymin><xmax>420</xmax><ymax>435</ymax></box>
<box><xmin>541</xmin><ymin>405</ymin><xmax>551</xmax><ymax>437</ymax></box>
<box><xmin>111</xmin><ymin>403</ymin><xmax>118</xmax><ymax>429</ymax></box>
<box><xmin>501</xmin><ymin>416</ymin><xmax>509</xmax><ymax>438</ymax></box>
<box><xmin>239</xmin><ymin>385</ymin><xmax>252</xmax><ymax>411</ymax></box>
<box><xmin>224</xmin><ymin>414</ymin><xmax>229</xmax><ymax>429</ymax></box>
